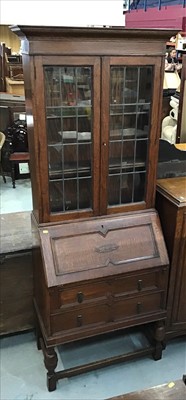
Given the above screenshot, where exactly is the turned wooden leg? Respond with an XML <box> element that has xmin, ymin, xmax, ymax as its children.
<box><xmin>34</xmin><ymin>313</ymin><xmax>42</xmax><ymax>350</ymax></box>
<box><xmin>35</xmin><ymin>324</ymin><xmax>42</xmax><ymax>351</ymax></box>
<box><xmin>42</xmin><ymin>342</ymin><xmax>58</xmax><ymax>392</ymax></box>
<box><xmin>152</xmin><ymin>321</ymin><xmax>165</xmax><ymax>361</ymax></box>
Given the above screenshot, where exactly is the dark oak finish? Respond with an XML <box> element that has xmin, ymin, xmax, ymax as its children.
<box><xmin>107</xmin><ymin>379</ymin><xmax>186</xmax><ymax>400</ymax></box>
<box><xmin>156</xmin><ymin>177</ymin><xmax>186</xmax><ymax>339</ymax></box>
<box><xmin>177</xmin><ymin>55</ymin><xmax>186</xmax><ymax>143</ymax></box>
<box><xmin>12</xmin><ymin>26</ymin><xmax>174</xmax><ymax>391</ymax></box>
<box><xmin>12</xmin><ymin>25</ymin><xmax>175</xmax><ymax>224</ymax></box>
<box><xmin>0</xmin><ymin>212</ymin><xmax>34</xmax><ymax>335</ymax></box>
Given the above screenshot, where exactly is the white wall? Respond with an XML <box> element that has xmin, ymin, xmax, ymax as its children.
<box><xmin>0</xmin><ymin>0</ymin><xmax>125</xmax><ymax>27</ymax></box>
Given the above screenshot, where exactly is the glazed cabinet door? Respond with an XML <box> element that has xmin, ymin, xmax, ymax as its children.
<box><xmin>100</xmin><ymin>57</ymin><xmax>162</xmax><ymax>215</ymax></box>
<box><xmin>33</xmin><ymin>56</ymin><xmax>101</xmax><ymax>223</ymax></box>
<box><xmin>31</xmin><ymin>55</ymin><xmax>163</xmax><ymax>223</ymax></box>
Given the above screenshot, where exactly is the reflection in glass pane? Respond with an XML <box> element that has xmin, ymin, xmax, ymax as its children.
<box><xmin>125</xmin><ymin>67</ymin><xmax>138</xmax><ymax>103</ymax></box>
<box><xmin>122</xmin><ymin>141</ymin><xmax>135</xmax><ymax>166</ymax></box>
<box><xmin>44</xmin><ymin>65</ymin><xmax>93</xmax><ymax>213</ymax></box>
<box><xmin>136</xmin><ymin>140</ymin><xmax>147</xmax><ymax>167</ymax></box>
<box><xmin>49</xmin><ymin>180</ymin><xmax>63</xmax><ymax>212</ymax></box>
<box><xmin>47</xmin><ymin>116</ymin><xmax>61</xmax><ymax>144</ymax></box>
<box><xmin>109</xmin><ymin>65</ymin><xmax>153</xmax><ymax>206</ymax></box>
<box><xmin>64</xmin><ymin>144</ymin><xmax>77</xmax><ymax>175</ymax></box>
<box><xmin>134</xmin><ymin>173</ymin><xmax>146</xmax><ymax>202</ymax></box>
<box><xmin>121</xmin><ymin>173</ymin><xmax>133</xmax><ymax>204</ymax></box>
<box><xmin>78</xmin><ymin>144</ymin><xmax>91</xmax><ymax>175</ymax></box>
<box><xmin>110</xmin><ymin>115</ymin><xmax>123</xmax><ymax>139</ymax></box>
<box><xmin>48</xmin><ymin>145</ymin><xmax>62</xmax><ymax>176</ymax></box>
<box><xmin>108</xmin><ymin>175</ymin><xmax>120</xmax><ymax>205</ymax></box>
<box><xmin>109</xmin><ymin>142</ymin><xmax>122</xmax><ymax>173</ymax></box>
<box><xmin>79</xmin><ymin>178</ymin><xmax>91</xmax><ymax>209</ymax></box>
<box><xmin>45</xmin><ymin>67</ymin><xmax>61</xmax><ymax>107</ymax></box>
<box><xmin>137</xmin><ymin>108</ymin><xmax>150</xmax><ymax>137</ymax></box>
<box><xmin>139</xmin><ymin>67</ymin><xmax>153</xmax><ymax>102</ymax></box>
<box><xmin>64</xmin><ymin>179</ymin><xmax>77</xmax><ymax>210</ymax></box>
<box><xmin>110</xmin><ymin>67</ymin><xmax>124</xmax><ymax>104</ymax></box>
<box><xmin>110</xmin><ymin>105</ymin><xmax>123</xmax><ymax>115</ymax></box>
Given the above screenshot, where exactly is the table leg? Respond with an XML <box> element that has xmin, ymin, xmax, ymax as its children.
<box><xmin>11</xmin><ymin>161</ymin><xmax>16</xmax><ymax>188</ymax></box>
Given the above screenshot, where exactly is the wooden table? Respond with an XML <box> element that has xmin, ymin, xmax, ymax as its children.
<box><xmin>107</xmin><ymin>379</ymin><xmax>186</xmax><ymax>400</ymax></box>
<box><xmin>9</xmin><ymin>152</ymin><xmax>30</xmax><ymax>188</ymax></box>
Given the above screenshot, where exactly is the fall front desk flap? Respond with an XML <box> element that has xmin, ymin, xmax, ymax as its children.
<box><xmin>38</xmin><ymin>210</ymin><xmax>169</xmax><ymax>288</ymax></box>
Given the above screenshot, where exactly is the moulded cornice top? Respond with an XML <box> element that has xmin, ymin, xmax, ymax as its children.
<box><xmin>10</xmin><ymin>25</ymin><xmax>178</xmax><ymax>41</ymax></box>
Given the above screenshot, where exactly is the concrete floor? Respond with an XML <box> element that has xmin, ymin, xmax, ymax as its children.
<box><xmin>0</xmin><ymin>177</ymin><xmax>32</xmax><ymax>214</ymax></box>
<box><xmin>0</xmin><ymin>330</ymin><xmax>186</xmax><ymax>400</ymax></box>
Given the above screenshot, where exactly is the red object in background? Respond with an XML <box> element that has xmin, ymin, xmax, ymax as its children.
<box><xmin>125</xmin><ymin>5</ymin><xmax>186</xmax><ymax>31</ymax></box>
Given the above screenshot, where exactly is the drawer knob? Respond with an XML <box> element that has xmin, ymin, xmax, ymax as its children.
<box><xmin>77</xmin><ymin>292</ymin><xmax>84</xmax><ymax>303</ymax></box>
<box><xmin>77</xmin><ymin>315</ymin><xmax>83</xmax><ymax>327</ymax></box>
<box><xmin>137</xmin><ymin>279</ymin><xmax>143</xmax><ymax>291</ymax></box>
<box><xmin>137</xmin><ymin>302</ymin><xmax>143</xmax><ymax>314</ymax></box>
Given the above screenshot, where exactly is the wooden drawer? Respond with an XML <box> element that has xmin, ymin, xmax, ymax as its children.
<box><xmin>50</xmin><ymin>291</ymin><xmax>165</xmax><ymax>334</ymax></box>
<box><xmin>51</xmin><ymin>269</ymin><xmax>168</xmax><ymax>310</ymax></box>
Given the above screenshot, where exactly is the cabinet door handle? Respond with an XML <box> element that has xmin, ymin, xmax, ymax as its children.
<box><xmin>137</xmin><ymin>279</ymin><xmax>143</xmax><ymax>291</ymax></box>
<box><xmin>137</xmin><ymin>302</ymin><xmax>143</xmax><ymax>314</ymax></box>
<box><xmin>77</xmin><ymin>292</ymin><xmax>84</xmax><ymax>303</ymax></box>
<box><xmin>77</xmin><ymin>315</ymin><xmax>83</xmax><ymax>327</ymax></box>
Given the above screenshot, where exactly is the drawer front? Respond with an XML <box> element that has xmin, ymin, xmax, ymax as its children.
<box><xmin>51</xmin><ymin>291</ymin><xmax>165</xmax><ymax>334</ymax></box>
<box><xmin>54</xmin><ymin>269</ymin><xmax>167</xmax><ymax>310</ymax></box>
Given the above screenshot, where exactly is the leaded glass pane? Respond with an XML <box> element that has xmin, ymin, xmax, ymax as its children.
<box><xmin>109</xmin><ymin>65</ymin><xmax>153</xmax><ymax>206</ymax></box>
<box><xmin>44</xmin><ymin>66</ymin><xmax>92</xmax><ymax>213</ymax></box>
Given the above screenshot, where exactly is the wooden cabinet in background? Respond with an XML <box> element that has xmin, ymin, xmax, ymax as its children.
<box><xmin>156</xmin><ymin>177</ymin><xmax>186</xmax><ymax>339</ymax></box>
<box><xmin>0</xmin><ymin>212</ymin><xmax>34</xmax><ymax>335</ymax></box>
<box><xmin>12</xmin><ymin>25</ymin><xmax>174</xmax><ymax>391</ymax></box>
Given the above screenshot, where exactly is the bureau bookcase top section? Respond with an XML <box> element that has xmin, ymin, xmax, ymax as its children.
<box><xmin>12</xmin><ymin>26</ymin><xmax>175</xmax><ymax>224</ymax></box>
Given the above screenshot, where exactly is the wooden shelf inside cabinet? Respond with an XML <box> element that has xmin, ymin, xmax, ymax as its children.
<box><xmin>12</xmin><ymin>25</ymin><xmax>175</xmax><ymax>391</ymax></box>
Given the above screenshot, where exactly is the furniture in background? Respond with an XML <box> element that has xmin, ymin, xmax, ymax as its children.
<box><xmin>5</xmin><ymin>53</ymin><xmax>24</xmax><ymax>96</ymax></box>
<box><xmin>13</xmin><ymin>25</ymin><xmax>173</xmax><ymax>391</ymax></box>
<box><xmin>0</xmin><ymin>92</ymin><xmax>25</xmax><ymax>120</ymax></box>
<box><xmin>157</xmin><ymin>139</ymin><xmax>186</xmax><ymax>179</ymax></box>
<box><xmin>0</xmin><ymin>42</ymin><xmax>24</xmax><ymax>95</ymax></box>
<box><xmin>177</xmin><ymin>55</ymin><xmax>186</xmax><ymax>143</ymax></box>
<box><xmin>0</xmin><ymin>43</ymin><xmax>11</xmax><ymax>92</ymax></box>
<box><xmin>156</xmin><ymin>176</ymin><xmax>186</xmax><ymax>339</ymax></box>
<box><xmin>0</xmin><ymin>131</ymin><xmax>6</xmax><ymax>182</ymax></box>
<box><xmin>5</xmin><ymin>76</ymin><xmax>24</xmax><ymax>96</ymax></box>
<box><xmin>9</xmin><ymin>151</ymin><xmax>30</xmax><ymax>188</ymax></box>
<box><xmin>0</xmin><ymin>109</ymin><xmax>29</xmax><ymax>184</ymax></box>
<box><xmin>0</xmin><ymin>212</ymin><xmax>34</xmax><ymax>335</ymax></box>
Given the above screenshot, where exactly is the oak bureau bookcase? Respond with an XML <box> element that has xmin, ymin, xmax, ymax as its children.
<box><xmin>12</xmin><ymin>26</ymin><xmax>173</xmax><ymax>391</ymax></box>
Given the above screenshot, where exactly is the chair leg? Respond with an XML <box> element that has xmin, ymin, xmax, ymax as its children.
<box><xmin>0</xmin><ymin>163</ymin><xmax>6</xmax><ymax>183</ymax></box>
<box><xmin>2</xmin><ymin>173</ymin><xmax>6</xmax><ymax>183</ymax></box>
